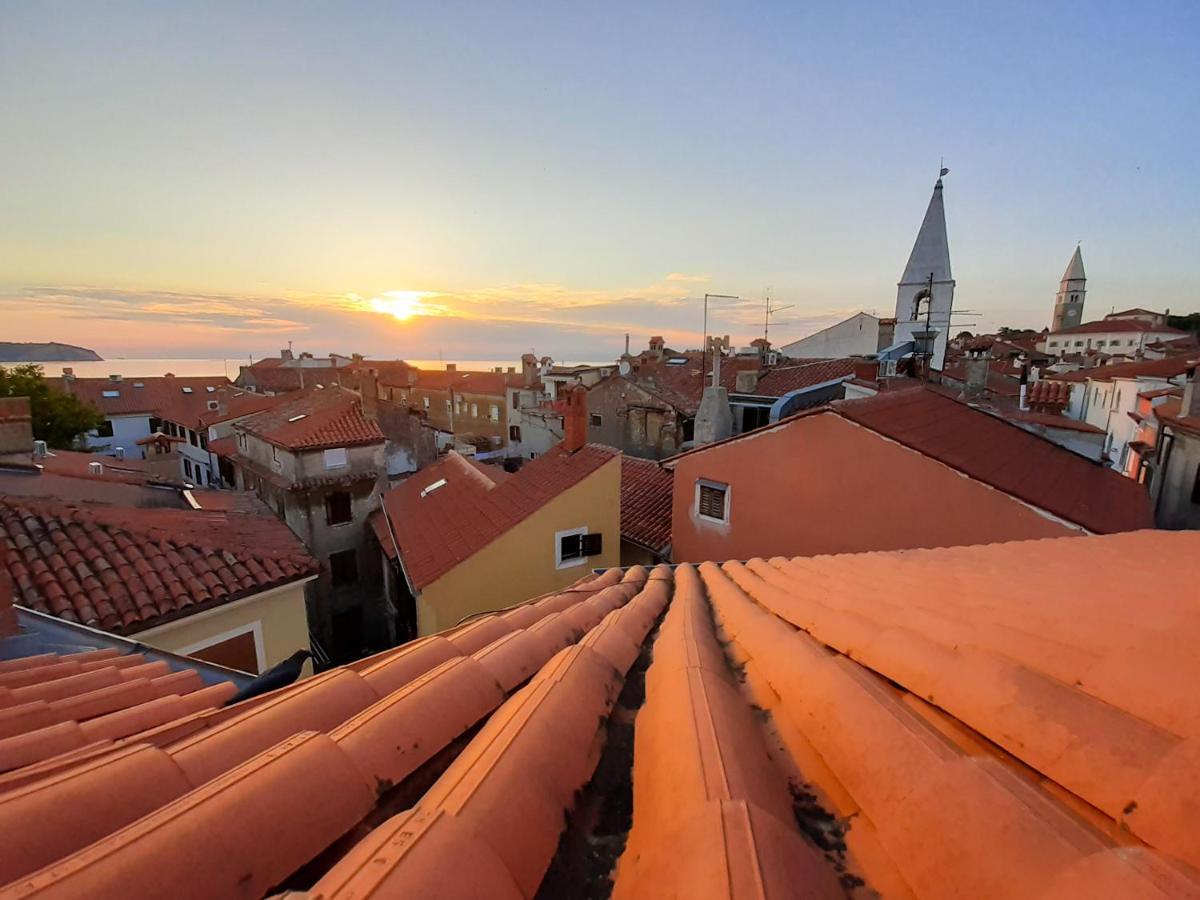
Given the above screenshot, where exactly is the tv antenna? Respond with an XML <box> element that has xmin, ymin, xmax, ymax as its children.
<box><xmin>764</xmin><ymin>289</ymin><xmax>794</xmax><ymax>345</ymax></box>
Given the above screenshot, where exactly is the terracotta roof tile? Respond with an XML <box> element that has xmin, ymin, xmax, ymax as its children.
<box><xmin>377</xmin><ymin>444</ymin><xmax>619</xmax><ymax>590</ymax></box>
<box><xmin>619</xmin><ymin>456</ymin><xmax>672</xmax><ymax>554</ymax></box>
<box><xmin>831</xmin><ymin>388</ymin><xmax>1153</xmax><ymax>533</ymax></box>
<box><xmin>235</xmin><ymin>386</ymin><xmax>384</xmax><ymax>451</ymax></box>
<box><xmin>0</xmin><ymin>496</ymin><xmax>316</xmax><ymax>634</ymax></box>
<box><xmin>5</xmin><ymin>535</ymin><xmax>1200</xmax><ymax>896</ymax></box>
<box><xmin>1047</xmin><ymin>356</ymin><xmax>1194</xmax><ymax>383</ymax></box>
<box><xmin>1050</xmin><ymin>319</ymin><xmax>1187</xmax><ymax>336</ymax></box>
<box><xmin>752</xmin><ymin>357</ymin><xmax>858</xmax><ymax>396</ymax></box>
<box><xmin>47</xmin><ymin>375</ymin><xmax>233</xmax><ymax>426</ymax></box>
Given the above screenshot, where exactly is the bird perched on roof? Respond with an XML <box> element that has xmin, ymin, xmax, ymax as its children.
<box><xmin>224</xmin><ymin>649</ymin><xmax>312</xmax><ymax>706</ymax></box>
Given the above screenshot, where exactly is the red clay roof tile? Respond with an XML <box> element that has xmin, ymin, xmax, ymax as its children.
<box><xmin>619</xmin><ymin>456</ymin><xmax>672</xmax><ymax>554</ymax></box>
<box><xmin>235</xmin><ymin>385</ymin><xmax>385</xmax><ymax>451</ymax></box>
<box><xmin>0</xmin><ymin>496</ymin><xmax>316</xmax><ymax>633</ymax></box>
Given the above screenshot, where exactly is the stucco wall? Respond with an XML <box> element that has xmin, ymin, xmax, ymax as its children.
<box><xmin>670</xmin><ymin>413</ymin><xmax>1077</xmax><ymax>563</ymax></box>
<box><xmin>414</xmin><ymin>456</ymin><xmax>622</xmax><ymax>634</ymax></box>
<box><xmin>780</xmin><ymin>313</ymin><xmax>881</xmax><ymax>359</ymax></box>
<box><xmin>586</xmin><ymin>378</ymin><xmax>684</xmax><ymax>460</ymax></box>
<box><xmin>1154</xmin><ymin>429</ymin><xmax>1200</xmax><ymax>529</ymax></box>
<box><xmin>135</xmin><ymin>579</ymin><xmax>313</xmax><ymax>675</ymax></box>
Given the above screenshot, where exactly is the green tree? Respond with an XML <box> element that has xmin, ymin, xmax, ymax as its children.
<box><xmin>0</xmin><ymin>364</ymin><xmax>105</xmax><ymax>449</ymax></box>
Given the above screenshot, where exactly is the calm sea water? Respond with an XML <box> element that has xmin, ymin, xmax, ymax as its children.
<box><xmin>19</xmin><ymin>357</ymin><xmax>610</xmax><ymax>379</ymax></box>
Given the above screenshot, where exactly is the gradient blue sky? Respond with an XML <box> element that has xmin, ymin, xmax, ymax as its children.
<box><xmin>1</xmin><ymin>1</ymin><xmax>1196</xmax><ymax>360</ymax></box>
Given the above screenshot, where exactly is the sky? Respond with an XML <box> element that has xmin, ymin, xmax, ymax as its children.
<box><xmin>1</xmin><ymin>1</ymin><xmax>1197</xmax><ymax>361</ymax></box>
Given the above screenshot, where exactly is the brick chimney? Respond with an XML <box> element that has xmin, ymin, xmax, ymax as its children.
<box><xmin>649</xmin><ymin>336</ymin><xmax>665</xmax><ymax>360</ymax></box>
<box><xmin>0</xmin><ymin>397</ymin><xmax>33</xmax><ymax>462</ymax></box>
<box><xmin>1182</xmin><ymin>360</ymin><xmax>1200</xmax><ymax>419</ymax></box>
<box><xmin>561</xmin><ymin>384</ymin><xmax>588</xmax><ymax>452</ymax></box>
<box><xmin>0</xmin><ymin>538</ymin><xmax>16</xmax><ymax>638</ymax></box>
<box><xmin>445</xmin><ymin>363</ymin><xmax>457</xmax><ymax>373</ymax></box>
<box><xmin>359</xmin><ymin>369</ymin><xmax>379</xmax><ymax>420</ymax></box>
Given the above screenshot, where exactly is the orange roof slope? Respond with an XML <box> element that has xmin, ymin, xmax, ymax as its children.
<box><xmin>619</xmin><ymin>456</ymin><xmax>672</xmax><ymax>554</ymax></box>
<box><xmin>832</xmin><ymin>388</ymin><xmax>1152</xmax><ymax>533</ymax></box>
<box><xmin>49</xmin><ymin>375</ymin><xmax>232</xmax><ymax>424</ymax></box>
<box><xmin>375</xmin><ymin>445</ymin><xmax>618</xmax><ymax>590</ymax></box>
<box><xmin>1047</xmin><ymin>356</ymin><xmax>1195</xmax><ymax>383</ymax></box>
<box><xmin>0</xmin><ymin>496</ymin><xmax>316</xmax><ymax>633</ymax></box>
<box><xmin>235</xmin><ymin>386</ymin><xmax>384</xmax><ymax>451</ymax></box>
<box><xmin>4</xmin><ymin>532</ymin><xmax>1200</xmax><ymax>897</ymax></box>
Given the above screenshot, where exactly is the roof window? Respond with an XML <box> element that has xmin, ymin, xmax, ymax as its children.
<box><xmin>133</xmin><ymin>382</ymin><xmax>144</xmax><ymax>388</ymax></box>
<box><xmin>288</xmin><ymin>414</ymin><xmax>307</xmax><ymax>423</ymax></box>
<box><xmin>181</xmin><ymin>387</ymin><xmax>193</xmax><ymax>394</ymax></box>
<box><xmin>102</xmin><ymin>390</ymin><xmax>120</xmax><ymax>398</ymax></box>
<box><xmin>420</xmin><ymin>478</ymin><xmax>447</xmax><ymax>498</ymax></box>
<box><xmin>667</xmin><ymin>357</ymin><xmax>688</xmax><ymax>365</ymax></box>
<box><xmin>206</xmin><ymin>386</ymin><xmax>216</xmax><ymax>393</ymax></box>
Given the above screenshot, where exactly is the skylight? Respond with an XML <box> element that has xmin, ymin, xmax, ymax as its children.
<box><xmin>102</xmin><ymin>390</ymin><xmax>119</xmax><ymax>398</ymax></box>
<box><xmin>666</xmin><ymin>357</ymin><xmax>688</xmax><ymax>365</ymax></box>
<box><xmin>420</xmin><ymin>478</ymin><xmax>448</xmax><ymax>498</ymax></box>
<box><xmin>206</xmin><ymin>386</ymin><xmax>216</xmax><ymax>393</ymax></box>
<box><xmin>133</xmin><ymin>382</ymin><xmax>144</xmax><ymax>388</ymax></box>
<box><xmin>288</xmin><ymin>414</ymin><xmax>307</xmax><ymax>422</ymax></box>
<box><xmin>181</xmin><ymin>387</ymin><xmax>193</xmax><ymax>394</ymax></box>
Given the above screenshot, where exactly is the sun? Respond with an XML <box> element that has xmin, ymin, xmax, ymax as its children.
<box><xmin>367</xmin><ymin>290</ymin><xmax>437</xmax><ymax>322</ymax></box>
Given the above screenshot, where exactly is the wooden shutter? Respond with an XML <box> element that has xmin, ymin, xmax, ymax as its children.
<box><xmin>698</xmin><ymin>484</ymin><xmax>727</xmax><ymax>520</ymax></box>
<box><xmin>581</xmin><ymin>533</ymin><xmax>603</xmax><ymax>557</ymax></box>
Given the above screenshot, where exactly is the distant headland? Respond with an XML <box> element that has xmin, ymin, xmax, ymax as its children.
<box><xmin>0</xmin><ymin>342</ymin><xmax>103</xmax><ymax>362</ymax></box>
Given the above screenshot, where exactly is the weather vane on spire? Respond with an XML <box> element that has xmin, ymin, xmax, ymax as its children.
<box><xmin>939</xmin><ymin>157</ymin><xmax>949</xmax><ymax>178</ymax></box>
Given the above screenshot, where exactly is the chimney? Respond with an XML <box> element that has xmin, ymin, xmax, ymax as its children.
<box><xmin>506</xmin><ymin>366</ymin><xmax>515</xmax><ymax>374</ymax></box>
<box><xmin>61</xmin><ymin>367</ymin><xmax>75</xmax><ymax>380</ymax></box>
<box><xmin>360</xmin><ymin>368</ymin><xmax>379</xmax><ymax>420</ymax></box>
<box><xmin>853</xmin><ymin>360</ymin><xmax>878</xmax><ymax>383</ymax></box>
<box><xmin>1182</xmin><ymin>362</ymin><xmax>1200</xmax><ymax>419</ymax></box>
<box><xmin>281</xmin><ymin>347</ymin><xmax>294</xmax><ymax>361</ymax></box>
<box><xmin>108</xmin><ymin>373</ymin><xmax>123</xmax><ymax>383</ymax></box>
<box><xmin>963</xmin><ymin>346</ymin><xmax>990</xmax><ymax>402</ymax></box>
<box><xmin>735</xmin><ymin>369</ymin><xmax>760</xmax><ymax>393</ymax></box>
<box><xmin>0</xmin><ymin>536</ymin><xmax>17</xmax><ymax>638</ymax></box>
<box><xmin>649</xmin><ymin>336</ymin><xmax>665</xmax><ymax>359</ymax></box>
<box><xmin>352</xmin><ymin>353</ymin><xmax>364</xmax><ymax>363</ymax></box>
<box><xmin>1018</xmin><ymin>357</ymin><xmax>1030</xmax><ymax>411</ymax></box>
<box><xmin>521</xmin><ymin>353</ymin><xmax>538</xmax><ymax>387</ymax></box>
<box><xmin>561</xmin><ymin>384</ymin><xmax>588</xmax><ymax>452</ymax></box>
<box><xmin>445</xmin><ymin>363</ymin><xmax>457</xmax><ymax>373</ymax></box>
<box><xmin>0</xmin><ymin>397</ymin><xmax>34</xmax><ymax>461</ymax></box>
<box><xmin>624</xmin><ymin>333</ymin><xmax>630</xmax><ymax>356</ymax></box>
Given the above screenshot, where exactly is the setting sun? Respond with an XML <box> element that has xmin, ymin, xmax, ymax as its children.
<box><xmin>367</xmin><ymin>290</ymin><xmax>438</xmax><ymax>321</ymax></box>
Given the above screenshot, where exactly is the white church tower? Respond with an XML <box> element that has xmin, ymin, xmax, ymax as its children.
<box><xmin>1051</xmin><ymin>245</ymin><xmax>1086</xmax><ymax>332</ymax></box>
<box><xmin>894</xmin><ymin>175</ymin><xmax>954</xmax><ymax>371</ymax></box>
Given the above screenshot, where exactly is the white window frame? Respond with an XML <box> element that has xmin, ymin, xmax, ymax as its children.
<box><xmin>489</xmin><ymin>403</ymin><xmax>500</xmax><ymax>423</ymax></box>
<box><xmin>555</xmin><ymin>526</ymin><xmax>589</xmax><ymax>570</ymax></box>
<box><xmin>695</xmin><ymin>478</ymin><xmax>731</xmax><ymax>525</ymax></box>
<box><xmin>471</xmin><ymin>402</ymin><xmax>479</xmax><ymax>418</ymax></box>
<box><xmin>323</xmin><ymin>447</ymin><xmax>348</xmax><ymax>469</ymax></box>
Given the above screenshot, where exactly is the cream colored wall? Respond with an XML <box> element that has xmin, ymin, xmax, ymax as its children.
<box><xmin>415</xmin><ymin>456</ymin><xmax>622</xmax><ymax>634</ymax></box>
<box><xmin>135</xmin><ymin>579</ymin><xmax>313</xmax><ymax>675</ymax></box>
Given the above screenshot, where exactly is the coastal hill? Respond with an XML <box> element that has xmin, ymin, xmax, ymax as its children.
<box><xmin>0</xmin><ymin>342</ymin><xmax>103</xmax><ymax>362</ymax></box>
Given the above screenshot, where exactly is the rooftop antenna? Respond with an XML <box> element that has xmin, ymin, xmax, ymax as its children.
<box><xmin>764</xmin><ymin>288</ymin><xmax>794</xmax><ymax>346</ymax></box>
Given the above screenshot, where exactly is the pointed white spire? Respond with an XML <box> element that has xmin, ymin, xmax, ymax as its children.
<box><xmin>899</xmin><ymin>179</ymin><xmax>952</xmax><ymax>285</ymax></box>
<box><xmin>1062</xmin><ymin>245</ymin><xmax>1085</xmax><ymax>283</ymax></box>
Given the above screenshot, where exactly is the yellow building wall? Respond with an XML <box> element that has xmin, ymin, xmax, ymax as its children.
<box><xmin>416</xmin><ymin>456</ymin><xmax>622</xmax><ymax>634</ymax></box>
<box><xmin>135</xmin><ymin>579</ymin><xmax>313</xmax><ymax>676</ymax></box>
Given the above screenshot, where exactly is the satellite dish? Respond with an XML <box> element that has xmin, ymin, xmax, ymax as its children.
<box><xmin>618</xmin><ymin>360</ymin><xmax>631</xmax><ymax>376</ymax></box>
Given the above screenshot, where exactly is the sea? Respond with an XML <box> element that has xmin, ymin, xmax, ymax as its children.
<box><xmin>18</xmin><ymin>357</ymin><xmax>611</xmax><ymax>379</ymax></box>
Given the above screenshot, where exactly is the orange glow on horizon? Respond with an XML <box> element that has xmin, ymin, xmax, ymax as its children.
<box><xmin>366</xmin><ymin>290</ymin><xmax>439</xmax><ymax>321</ymax></box>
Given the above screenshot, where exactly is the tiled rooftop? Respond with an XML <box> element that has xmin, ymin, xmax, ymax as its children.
<box><xmin>0</xmin><ymin>496</ymin><xmax>317</xmax><ymax>634</ymax></box>
<box><xmin>1025</xmin><ymin>378</ymin><xmax>1072</xmax><ymax>407</ymax></box>
<box><xmin>752</xmin><ymin>358</ymin><xmax>858</xmax><ymax>396</ymax></box>
<box><xmin>619</xmin><ymin>456</ymin><xmax>672</xmax><ymax>555</ymax></box>
<box><xmin>47</xmin><ymin>375</ymin><xmax>233</xmax><ymax>425</ymax></box>
<box><xmin>235</xmin><ymin>387</ymin><xmax>385</xmax><ymax>451</ymax></box>
<box><xmin>373</xmin><ymin>445</ymin><xmax>618</xmax><ymax>590</ymax></box>
<box><xmin>1</xmin><ymin>530</ymin><xmax>1197</xmax><ymax>897</ymax></box>
<box><xmin>1047</xmin><ymin>356</ymin><xmax>1195</xmax><ymax>384</ymax></box>
<box><xmin>831</xmin><ymin>388</ymin><xmax>1152</xmax><ymax>534</ymax></box>
<box><xmin>1049</xmin><ymin>319</ymin><xmax>1186</xmax><ymax>336</ymax></box>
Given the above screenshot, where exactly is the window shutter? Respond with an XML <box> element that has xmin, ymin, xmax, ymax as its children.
<box><xmin>581</xmin><ymin>533</ymin><xmax>603</xmax><ymax>556</ymax></box>
<box><xmin>698</xmin><ymin>484</ymin><xmax>727</xmax><ymax>520</ymax></box>
<box><xmin>559</xmin><ymin>533</ymin><xmax>582</xmax><ymax>559</ymax></box>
